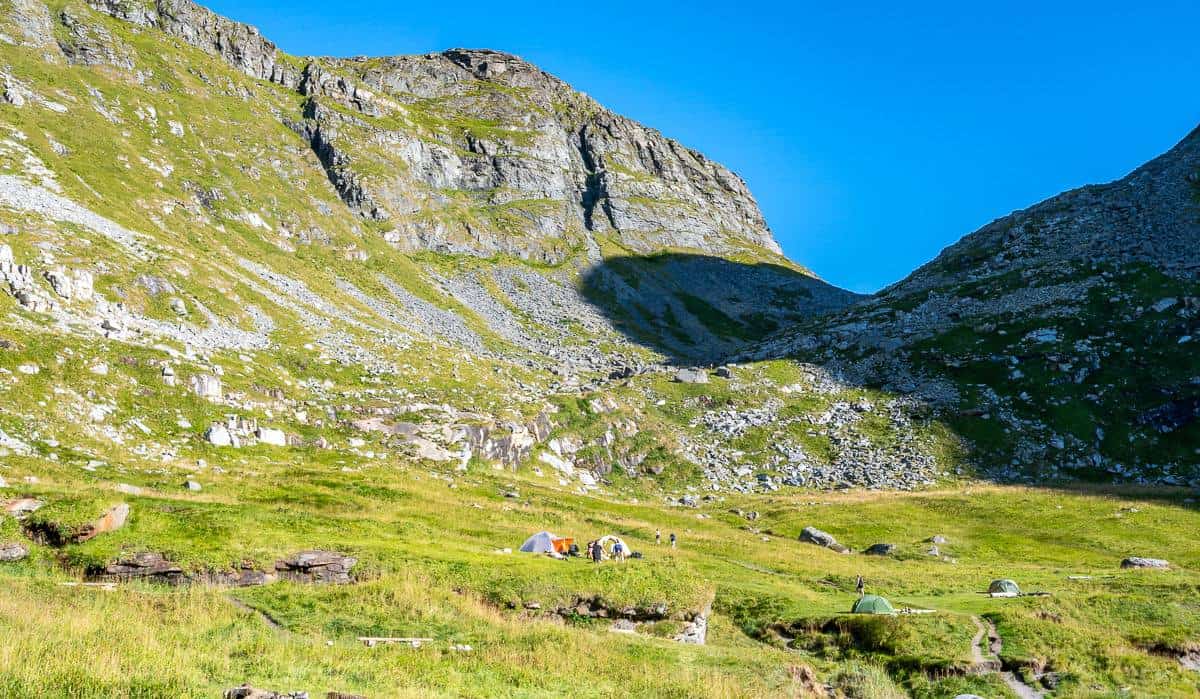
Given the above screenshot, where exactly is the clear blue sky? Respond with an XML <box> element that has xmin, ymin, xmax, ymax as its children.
<box><xmin>208</xmin><ymin>0</ymin><xmax>1200</xmax><ymax>293</ymax></box>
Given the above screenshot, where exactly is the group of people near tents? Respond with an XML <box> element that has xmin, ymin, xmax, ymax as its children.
<box><xmin>519</xmin><ymin>531</ymin><xmax>639</xmax><ymax>562</ymax></box>
<box><xmin>586</xmin><ymin>535</ymin><xmax>631</xmax><ymax>563</ymax></box>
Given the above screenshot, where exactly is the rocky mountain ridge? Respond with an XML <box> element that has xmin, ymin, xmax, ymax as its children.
<box><xmin>80</xmin><ymin>0</ymin><xmax>781</xmax><ymax>263</ymax></box>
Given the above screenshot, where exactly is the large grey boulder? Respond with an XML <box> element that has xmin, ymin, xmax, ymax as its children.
<box><xmin>93</xmin><ymin>551</ymin><xmax>186</xmax><ymax>584</ymax></box>
<box><xmin>799</xmin><ymin>526</ymin><xmax>849</xmax><ymax>554</ymax></box>
<box><xmin>3</xmin><ymin>498</ymin><xmax>43</xmax><ymax>518</ymax></box>
<box><xmin>275</xmin><ymin>550</ymin><xmax>357</xmax><ymax>584</ymax></box>
<box><xmin>674</xmin><ymin>368</ymin><xmax>709</xmax><ymax>385</ymax></box>
<box><xmin>255</xmin><ymin>427</ymin><xmax>287</xmax><ymax>446</ymax></box>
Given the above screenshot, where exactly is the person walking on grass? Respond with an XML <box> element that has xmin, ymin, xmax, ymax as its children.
<box><xmin>655</xmin><ymin>529</ymin><xmax>661</xmax><ymax>545</ymax></box>
<box><xmin>591</xmin><ymin>540</ymin><xmax>603</xmax><ymax>564</ymax></box>
<box><xmin>855</xmin><ymin>574</ymin><xmax>865</xmax><ymax>598</ymax></box>
<box><xmin>669</xmin><ymin>532</ymin><xmax>677</xmax><ymax>549</ymax></box>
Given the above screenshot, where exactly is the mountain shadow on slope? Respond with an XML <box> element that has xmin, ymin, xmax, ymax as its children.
<box><xmin>580</xmin><ymin>252</ymin><xmax>862</xmax><ymax>364</ymax></box>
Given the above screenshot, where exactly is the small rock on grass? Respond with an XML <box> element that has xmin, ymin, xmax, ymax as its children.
<box><xmin>1121</xmin><ymin>557</ymin><xmax>1169</xmax><ymax>569</ymax></box>
<box><xmin>0</xmin><ymin>543</ymin><xmax>28</xmax><ymax>562</ymax></box>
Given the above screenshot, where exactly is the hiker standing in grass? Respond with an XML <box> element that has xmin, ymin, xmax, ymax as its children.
<box><xmin>591</xmin><ymin>541</ymin><xmax>603</xmax><ymax>564</ymax></box>
<box><xmin>855</xmin><ymin>574</ymin><xmax>865</xmax><ymax>598</ymax></box>
<box><xmin>669</xmin><ymin>532</ymin><xmax>677</xmax><ymax>549</ymax></box>
<box><xmin>655</xmin><ymin>529</ymin><xmax>661</xmax><ymax>545</ymax></box>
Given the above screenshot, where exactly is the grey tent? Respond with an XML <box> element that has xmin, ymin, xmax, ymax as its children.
<box><xmin>520</xmin><ymin>531</ymin><xmax>560</xmax><ymax>554</ymax></box>
<box><xmin>988</xmin><ymin>579</ymin><xmax>1021</xmax><ymax>596</ymax></box>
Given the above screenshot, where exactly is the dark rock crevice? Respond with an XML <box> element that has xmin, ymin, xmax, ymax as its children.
<box><xmin>576</xmin><ymin>125</ymin><xmax>616</xmax><ymax>232</ymax></box>
<box><xmin>286</xmin><ymin>100</ymin><xmax>386</xmax><ymax>220</ymax></box>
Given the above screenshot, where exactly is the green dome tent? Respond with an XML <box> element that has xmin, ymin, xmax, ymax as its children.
<box><xmin>850</xmin><ymin>595</ymin><xmax>895</xmax><ymax>614</ymax></box>
<box><xmin>988</xmin><ymin>579</ymin><xmax>1021</xmax><ymax>595</ymax></box>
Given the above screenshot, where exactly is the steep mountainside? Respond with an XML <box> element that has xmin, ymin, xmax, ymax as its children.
<box><xmin>81</xmin><ymin>0</ymin><xmax>782</xmax><ymax>263</ymax></box>
<box><xmin>753</xmin><ymin>125</ymin><xmax>1200</xmax><ymax>486</ymax></box>
<box><xmin>0</xmin><ymin>0</ymin><xmax>915</xmax><ymax>516</ymax></box>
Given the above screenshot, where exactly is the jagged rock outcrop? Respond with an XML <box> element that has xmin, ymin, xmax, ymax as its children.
<box><xmin>86</xmin><ymin>0</ymin><xmax>299</xmax><ymax>87</ymax></box>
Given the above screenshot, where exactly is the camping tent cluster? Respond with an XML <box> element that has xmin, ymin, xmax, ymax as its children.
<box><xmin>849</xmin><ymin>578</ymin><xmax>1030</xmax><ymax>615</ymax></box>
<box><xmin>519</xmin><ymin>531</ymin><xmax>635</xmax><ymax>561</ymax></box>
<box><xmin>519</xmin><ymin>531</ymin><xmax>574</xmax><ymax>555</ymax></box>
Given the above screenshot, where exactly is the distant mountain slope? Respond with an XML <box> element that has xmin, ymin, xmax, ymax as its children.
<box><xmin>893</xmin><ymin>124</ymin><xmax>1200</xmax><ymax>296</ymax></box>
<box><xmin>753</xmin><ymin>124</ymin><xmax>1200</xmax><ymax>486</ymax></box>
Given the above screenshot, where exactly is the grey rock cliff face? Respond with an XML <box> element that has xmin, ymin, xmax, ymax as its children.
<box><xmin>86</xmin><ymin>2</ymin><xmax>782</xmax><ymax>263</ymax></box>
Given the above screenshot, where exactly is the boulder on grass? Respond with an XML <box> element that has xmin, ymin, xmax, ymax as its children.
<box><xmin>3</xmin><ymin>497</ymin><xmax>43</xmax><ymax>518</ymax></box>
<box><xmin>0</xmin><ymin>543</ymin><xmax>28</xmax><ymax>562</ymax></box>
<box><xmin>799</xmin><ymin>526</ymin><xmax>849</xmax><ymax>553</ymax></box>
<box><xmin>93</xmin><ymin>551</ymin><xmax>186</xmax><ymax>585</ymax></box>
<box><xmin>863</xmin><ymin>543</ymin><xmax>896</xmax><ymax>556</ymax></box>
<box><xmin>256</xmin><ymin>427</ymin><xmax>287</xmax><ymax>446</ymax></box>
<box><xmin>275</xmin><ymin>550</ymin><xmax>357</xmax><ymax>584</ymax></box>
<box><xmin>1121</xmin><ymin>557</ymin><xmax>1169</xmax><ymax>570</ymax></box>
<box><xmin>673</xmin><ymin>368</ymin><xmax>709</xmax><ymax>384</ymax></box>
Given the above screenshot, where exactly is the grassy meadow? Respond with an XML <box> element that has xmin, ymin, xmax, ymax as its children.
<box><xmin>3</xmin><ymin>445</ymin><xmax>1198</xmax><ymax>697</ymax></box>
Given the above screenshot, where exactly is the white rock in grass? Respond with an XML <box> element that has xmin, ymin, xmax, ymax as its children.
<box><xmin>205</xmin><ymin>423</ymin><xmax>233</xmax><ymax>447</ymax></box>
<box><xmin>190</xmin><ymin>374</ymin><xmax>222</xmax><ymax>398</ymax></box>
<box><xmin>255</xmin><ymin>427</ymin><xmax>286</xmax><ymax>446</ymax></box>
<box><xmin>1121</xmin><ymin>557</ymin><xmax>1169</xmax><ymax>569</ymax></box>
<box><xmin>0</xmin><ymin>543</ymin><xmax>28</xmax><ymax>562</ymax></box>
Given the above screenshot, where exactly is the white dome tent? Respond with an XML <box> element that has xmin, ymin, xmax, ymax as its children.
<box><xmin>595</xmin><ymin>535</ymin><xmax>631</xmax><ymax>558</ymax></box>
